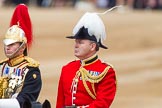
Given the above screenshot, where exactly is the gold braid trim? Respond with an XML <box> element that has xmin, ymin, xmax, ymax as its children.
<box><xmin>91</xmin><ymin>83</ymin><xmax>96</xmax><ymax>96</ymax></box>
<box><xmin>79</xmin><ymin>66</ymin><xmax>110</xmax><ymax>99</ymax></box>
<box><xmin>80</xmin><ymin>66</ymin><xmax>110</xmax><ymax>83</ymax></box>
<box><xmin>24</xmin><ymin>57</ymin><xmax>39</xmax><ymax>67</ymax></box>
<box><xmin>81</xmin><ymin>70</ymin><xmax>96</xmax><ymax>99</ymax></box>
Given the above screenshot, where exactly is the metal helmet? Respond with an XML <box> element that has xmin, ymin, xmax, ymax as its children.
<box><xmin>3</xmin><ymin>4</ymin><xmax>33</xmax><ymax>56</ymax></box>
<box><xmin>3</xmin><ymin>25</ymin><xmax>27</xmax><ymax>46</ymax></box>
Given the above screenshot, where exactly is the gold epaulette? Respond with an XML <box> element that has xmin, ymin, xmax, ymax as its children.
<box><xmin>0</xmin><ymin>58</ymin><xmax>8</xmax><ymax>64</ymax></box>
<box><xmin>24</xmin><ymin>57</ymin><xmax>40</xmax><ymax>67</ymax></box>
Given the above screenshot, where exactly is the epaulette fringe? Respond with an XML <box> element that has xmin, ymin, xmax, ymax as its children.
<box><xmin>24</xmin><ymin>57</ymin><xmax>39</xmax><ymax>67</ymax></box>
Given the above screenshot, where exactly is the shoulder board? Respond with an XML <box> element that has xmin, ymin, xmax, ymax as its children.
<box><xmin>101</xmin><ymin>60</ymin><xmax>114</xmax><ymax>68</ymax></box>
<box><xmin>24</xmin><ymin>57</ymin><xmax>40</xmax><ymax>67</ymax></box>
<box><xmin>0</xmin><ymin>58</ymin><xmax>8</xmax><ymax>64</ymax></box>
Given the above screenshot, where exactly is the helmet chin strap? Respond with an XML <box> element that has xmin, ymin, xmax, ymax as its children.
<box><xmin>5</xmin><ymin>42</ymin><xmax>26</xmax><ymax>59</ymax></box>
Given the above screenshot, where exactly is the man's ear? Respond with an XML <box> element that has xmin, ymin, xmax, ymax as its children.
<box><xmin>91</xmin><ymin>42</ymin><xmax>97</xmax><ymax>51</ymax></box>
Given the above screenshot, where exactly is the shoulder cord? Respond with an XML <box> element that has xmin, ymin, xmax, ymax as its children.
<box><xmin>79</xmin><ymin>66</ymin><xmax>110</xmax><ymax>99</ymax></box>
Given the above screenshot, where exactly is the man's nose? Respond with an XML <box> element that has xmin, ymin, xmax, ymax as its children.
<box><xmin>75</xmin><ymin>43</ymin><xmax>79</xmax><ymax>48</ymax></box>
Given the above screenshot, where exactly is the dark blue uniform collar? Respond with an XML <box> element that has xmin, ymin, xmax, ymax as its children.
<box><xmin>81</xmin><ymin>54</ymin><xmax>98</xmax><ymax>66</ymax></box>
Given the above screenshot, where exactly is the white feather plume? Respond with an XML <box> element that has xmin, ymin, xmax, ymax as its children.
<box><xmin>72</xmin><ymin>6</ymin><xmax>122</xmax><ymax>43</ymax></box>
<box><xmin>73</xmin><ymin>12</ymin><xmax>106</xmax><ymax>43</ymax></box>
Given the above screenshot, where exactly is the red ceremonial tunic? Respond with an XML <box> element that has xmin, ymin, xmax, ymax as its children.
<box><xmin>56</xmin><ymin>55</ymin><xmax>116</xmax><ymax>108</ymax></box>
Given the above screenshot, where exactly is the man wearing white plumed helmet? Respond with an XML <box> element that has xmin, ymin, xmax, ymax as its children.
<box><xmin>0</xmin><ymin>4</ymin><xmax>50</xmax><ymax>108</ymax></box>
<box><xmin>56</xmin><ymin>7</ymin><xmax>119</xmax><ymax>108</ymax></box>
